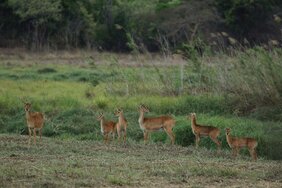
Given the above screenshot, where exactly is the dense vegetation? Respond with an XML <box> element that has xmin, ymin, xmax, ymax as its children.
<box><xmin>0</xmin><ymin>0</ymin><xmax>281</xmax><ymax>51</ymax></box>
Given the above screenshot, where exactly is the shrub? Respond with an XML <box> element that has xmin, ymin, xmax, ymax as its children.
<box><xmin>37</xmin><ymin>68</ymin><xmax>57</xmax><ymax>74</ymax></box>
<box><xmin>212</xmin><ymin>47</ymin><xmax>282</xmax><ymax>118</ymax></box>
<box><xmin>215</xmin><ymin>0</ymin><xmax>273</xmax><ymax>35</ymax></box>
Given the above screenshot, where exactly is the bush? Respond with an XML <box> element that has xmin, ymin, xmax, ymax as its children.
<box><xmin>212</xmin><ymin>47</ymin><xmax>282</xmax><ymax>117</ymax></box>
<box><xmin>37</xmin><ymin>68</ymin><xmax>57</xmax><ymax>74</ymax></box>
<box><xmin>215</xmin><ymin>0</ymin><xmax>273</xmax><ymax>35</ymax></box>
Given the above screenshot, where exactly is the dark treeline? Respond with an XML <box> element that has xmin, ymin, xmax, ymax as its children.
<box><xmin>0</xmin><ymin>0</ymin><xmax>281</xmax><ymax>52</ymax></box>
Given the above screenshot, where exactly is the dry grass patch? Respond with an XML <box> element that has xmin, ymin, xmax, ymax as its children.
<box><xmin>0</xmin><ymin>134</ymin><xmax>281</xmax><ymax>187</ymax></box>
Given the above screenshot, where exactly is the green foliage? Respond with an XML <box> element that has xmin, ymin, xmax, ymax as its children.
<box><xmin>6</xmin><ymin>0</ymin><xmax>62</xmax><ymax>49</ymax></box>
<box><xmin>212</xmin><ymin>47</ymin><xmax>282</xmax><ymax>117</ymax></box>
<box><xmin>174</xmin><ymin>117</ymin><xmax>194</xmax><ymax>146</ymax></box>
<box><xmin>0</xmin><ymin>0</ymin><xmax>281</xmax><ymax>50</ymax></box>
<box><xmin>37</xmin><ymin>67</ymin><xmax>57</xmax><ymax>74</ymax></box>
<box><xmin>215</xmin><ymin>0</ymin><xmax>274</xmax><ymax>34</ymax></box>
<box><xmin>0</xmin><ymin>0</ymin><xmax>207</xmax><ymax>51</ymax></box>
<box><xmin>156</xmin><ymin>0</ymin><xmax>182</xmax><ymax>11</ymax></box>
<box><xmin>8</xmin><ymin>0</ymin><xmax>62</xmax><ymax>22</ymax></box>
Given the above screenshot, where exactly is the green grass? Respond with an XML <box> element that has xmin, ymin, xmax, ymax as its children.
<box><xmin>1</xmin><ymin>90</ymin><xmax>280</xmax><ymax>159</ymax></box>
<box><xmin>0</xmin><ymin>134</ymin><xmax>281</xmax><ymax>187</ymax></box>
<box><xmin>0</xmin><ymin>50</ymin><xmax>281</xmax><ymax>187</ymax></box>
<box><xmin>0</xmin><ymin>50</ymin><xmax>281</xmax><ymax>160</ymax></box>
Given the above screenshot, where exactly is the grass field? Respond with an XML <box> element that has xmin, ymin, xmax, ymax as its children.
<box><xmin>0</xmin><ymin>134</ymin><xmax>281</xmax><ymax>187</ymax></box>
<box><xmin>0</xmin><ymin>49</ymin><xmax>281</xmax><ymax>187</ymax></box>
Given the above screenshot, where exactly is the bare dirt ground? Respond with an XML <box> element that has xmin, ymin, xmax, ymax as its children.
<box><xmin>0</xmin><ymin>134</ymin><xmax>281</xmax><ymax>187</ymax></box>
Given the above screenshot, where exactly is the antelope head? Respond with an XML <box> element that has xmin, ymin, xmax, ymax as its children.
<box><xmin>188</xmin><ymin>112</ymin><xmax>196</xmax><ymax>119</ymax></box>
<box><xmin>114</xmin><ymin>108</ymin><xmax>123</xmax><ymax>116</ymax></box>
<box><xmin>24</xmin><ymin>102</ymin><xmax>32</xmax><ymax>112</ymax></box>
<box><xmin>96</xmin><ymin>112</ymin><xmax>104</xmax><ymax>121</ymax></box>
<box><xmin>225</xmin><ymin>128</ymin><xmax>231</xmax><ymax>135</ymax></box>
<box><xmin>139</xmin><ymin>104</ymin><xmax>149</xmax><ymax>113</ymax></box>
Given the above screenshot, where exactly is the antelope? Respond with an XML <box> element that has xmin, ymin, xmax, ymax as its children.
<box><xmin>96</xmin><ymin>112</ymin><xmax>117</xmax><ymax>144</ymax></box>
<box><xmin>225</xmin><ymin>128</ymin><xmax>258</xmax><ymax>161</ymax></box>
<box><xmin>138</xmin><ymin>104</ymin><xmax>176</xmax><ymax>144</ymax></box>
<box><xmin>114</xmin><ymin>108</ymin><xmax>127</xmax><ymax>144</ymax></box>
<box><xmin>188</xmin><ymin>113</ymin><xmax>221</xmax><ymax>150</ymax></box>
<box><xmin>24</xmin><ymin>102</ymin><xmax>45</xmax><ymax>145</ymax></box>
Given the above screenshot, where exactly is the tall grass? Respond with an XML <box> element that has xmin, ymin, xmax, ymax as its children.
<box><xmin>210</xmin><ymin>47</ymin><xmax>282</xmax><ymax>118</ymax></box>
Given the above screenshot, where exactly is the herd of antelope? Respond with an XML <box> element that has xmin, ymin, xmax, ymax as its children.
<box><xmin>24</xmin><ymin>103</ymin><xmax>258</xmax><ymax>161</ymax></box>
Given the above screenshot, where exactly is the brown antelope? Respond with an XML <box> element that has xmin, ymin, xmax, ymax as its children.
<box><xmin>188</xmin><ymin>113</ymin><xmax>221</xmax><ymax>150</ymax></box>
<box><xmin>24</xmin><ymin>102</ymin><xmax>45</xmax><ymax>145</ymax></box>
<box><xmin>96</xmin><ymin>112</ymin><xmax>117</xmax><ymax>144</ymax></box>
<box><xmin>225</xmin><ymin>128</ymin><xmax>258</xmax><ymax>161</ymax></box>
<box><xmin>114</xmin><ymin>108</ymin><xmax>127</xmax><ymax>144</ymax></box>
<box><xmin>138</xmin><ymin>104</ymin><xmax>176</xmax><ymax>144</ymax></box>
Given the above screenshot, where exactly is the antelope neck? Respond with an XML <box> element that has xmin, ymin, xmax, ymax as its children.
<box><xmin>25</xmin><ymin>111</ymin><xmax>31</xmax><ymax>118</ymax></box>
<box><xmin>100</xmin><ymin>117</ymin><xmax>105</xmax><ymax>125</ymax></box>
<box><xmin>118</xmin><ymin>113</ymin><xmax>124</xmax><ymax>122</ymax></box>
<box><xmin>191</xmin><ymin>117</ymin><xmax>197</xmax><ymax>127</ymax></box>
<box><xmin>138</xmin><ymin>111</ymin><xmax>145</xmax><ymax>124</ymax></box>
<box><xmin>226</xmin><ymin>133</ymin><xmax>233</xmax><ymax>143</ymax></box>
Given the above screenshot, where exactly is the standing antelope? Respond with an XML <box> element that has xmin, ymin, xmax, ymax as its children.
<box><xmin>188</xmin><ymin>113</ymin><xmax>221</xmax><ymax>150</ymax></box>
<box><xmin>24</xmin><ymin>102</ymin><xmax>45</xmax><ymax>145</ymax></box>
<box><xmin>225</xmin><ymin>128</ymin><xmax>258</xmax><ymax>161</ymax></box>
<box><xmin>138</xmin><ymin>104</ymin><xmax>176</xmax><ymax>144</ymax></box>
<box><xmin>114</xmin><ymin>108</ymin><xmax>127</xmax><ymax>144</ymax></box>
<box><xmin>96</xmin><ymin>112</ymin><xmax>117</xmax><ymax>144</ymax></box>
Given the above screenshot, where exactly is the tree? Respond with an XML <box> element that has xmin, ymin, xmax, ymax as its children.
<box><xmin>215</xmin><ymin>0</ymin><xmax>273</xmax><ymax>36</ymax></box>
<box><xmin>8</xmin><ymin>0</ymin><xmax>62</xmax><ymax>49</ymax></box>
